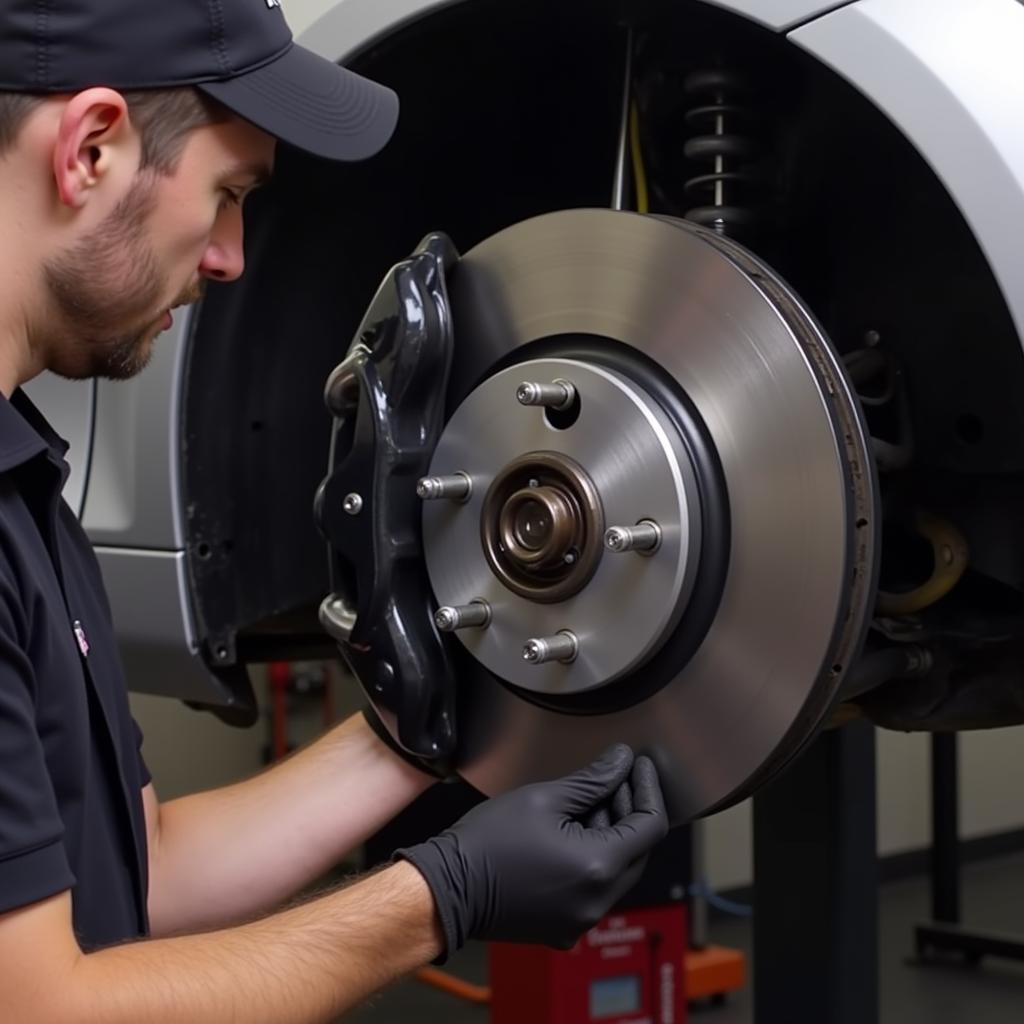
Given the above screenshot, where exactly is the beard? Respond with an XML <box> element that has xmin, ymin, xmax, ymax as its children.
<box><xmin>42</xmin><ymin>175</ymin><xmax>203</xmax><ymax>382</ymax></box>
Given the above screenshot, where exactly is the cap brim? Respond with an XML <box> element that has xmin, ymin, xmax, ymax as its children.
<box><xmin>198</xmin><ymin>44</ymin><xmax>399</xmax><ymax>163</ymax></box>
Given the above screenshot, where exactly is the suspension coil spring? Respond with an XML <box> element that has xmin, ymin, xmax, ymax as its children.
<box><xmin>683</xmin><ymin>68</ymin><xmax>760</xmax><ymax>238</ymax></box>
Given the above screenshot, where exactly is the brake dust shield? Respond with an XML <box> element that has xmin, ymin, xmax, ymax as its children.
<box><xmin>422</xmin><ymin>210</ymin><xmax>877</xmax><ymax>823</ymax></box>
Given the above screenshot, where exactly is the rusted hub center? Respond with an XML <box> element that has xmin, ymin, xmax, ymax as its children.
<box><xmin>481</xmin><ymin>451</ymin><xmax>603</xmax><ymax>603</ymax></box>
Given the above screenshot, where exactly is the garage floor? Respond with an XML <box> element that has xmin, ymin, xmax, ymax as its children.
<box><xmin>344</xmin><ymin>851</ymin><xmax>1024</xmax><ymax>1023</ymax></box>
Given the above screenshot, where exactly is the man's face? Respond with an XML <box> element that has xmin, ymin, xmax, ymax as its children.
<box><xmin>42</xmin><ymin>115</ymin><xmax>274</xmax><ymax>381</ymax></box>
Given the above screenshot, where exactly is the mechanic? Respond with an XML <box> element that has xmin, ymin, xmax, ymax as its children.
<box><xmin>0</xmin><ymin>2</ymin><xmax>667</xmax><ymax>1021</ymax></box>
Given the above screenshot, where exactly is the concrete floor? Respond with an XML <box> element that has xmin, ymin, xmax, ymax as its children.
<box><xmin>345</xmin><ymin>851</ymin><xmax>1024</xmax><ymax>1023</ymax></box>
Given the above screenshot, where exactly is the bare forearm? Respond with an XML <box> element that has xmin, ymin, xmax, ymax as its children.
<box><xmin>71</xmin><ymin>864</ymin><xmax>440</xmax><ymax>1024</ymax></box>
<box><xmin>149</xmin><ymin>714</ymin><xmax>434</xmax><ymax>936</ymax></box>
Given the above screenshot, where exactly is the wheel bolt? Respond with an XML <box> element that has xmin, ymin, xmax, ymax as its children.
<box><xmin>516</xmin><ymin>379</ymin><xmax>577</xmax><ymax>411</ymax></box>
<box><xmin>605</xmin><ymin>521</ymin><xmax>662</xmax><ymax>554</ymax></box>
<box><xmin>342</xmin><ymin>493</ymin><xmax>364</xmax><ymax>516</ymax></box>
<box><xmin>523</xmin><ymin>631</ymin><xmax>579</xmax><ymax>665</ymax></box>
<box><xmin>417</xmin><ymin>472</ymin><xmax>473</xmax><ymax>502</ymax></box>
<box><xmin>435</xmin><ymin>601</ymin><xmax>492</xmax><ymax>632</ymax></box>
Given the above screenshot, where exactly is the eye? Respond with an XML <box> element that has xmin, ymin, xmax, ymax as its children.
<box><xmin>219</xmin><ymin>187</ymin><xmax>244</xmax><ymax>210</ymax></box>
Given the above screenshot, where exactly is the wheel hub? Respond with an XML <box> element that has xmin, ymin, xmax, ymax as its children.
<box><xmin>482</xmin><ymin>451</ymin><xmax>603</xmax><ymax>604</ymax></box>
<box><xmin>424</xmin><ymin>356</ymin><xmax>703</xmax><ymax>697</ymax></box>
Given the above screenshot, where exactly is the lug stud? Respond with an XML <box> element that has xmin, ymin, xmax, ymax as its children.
<box><xmin>523</xmin><ymin>630</ymin><xmax>579</xmax><ymax>665</ymax></box>
<box><xmin>435</xmin><ymin>601</ymin><xmax>492</xmax><ymax>633</ymax></box>
<box><xmin>516</xmin><ymin>379</ymin><xmax>577</xmax><ymax>411</ymax></box>
<box><xmin>605</xmin><ymin>521</ymin><xmax>662</xmax><ymax>554</ymax></box>
<box><xmin>342</xmin><ymin>493</ymin><xmax>364</xmax><ymax>516</ymax></box>
<box><xmin>417</xmin><ymin>472</ymin><xmax>473</xmax><ymax>502</ymax></box>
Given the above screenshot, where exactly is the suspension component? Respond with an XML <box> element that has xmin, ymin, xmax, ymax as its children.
<box><xmin>683</xmin><ymin>69</ymin><xmax>759</xmax><ymax>238</ymax></box>
<box><xmin>523</xmin><ymin>631</ymin><xmax>580</xmax><ymax>666</ymax></box>
<box><xmin>876</xmin><ymin>512</ymin><xmax>968</xmax><ymax>616</ymax></box>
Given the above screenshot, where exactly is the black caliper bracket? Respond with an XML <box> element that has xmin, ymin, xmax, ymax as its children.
<box><xmin>315</xmin><ymin>233</ymin><xmax>460</xmax><ymax>771</ymax></box>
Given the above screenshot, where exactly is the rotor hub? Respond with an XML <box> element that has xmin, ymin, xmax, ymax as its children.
<box><xmin>424</xmin><ymin>357</ymin><xmax>703</xmax><ymax>696</ymax></box>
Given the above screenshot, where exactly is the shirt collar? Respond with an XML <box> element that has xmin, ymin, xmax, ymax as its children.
<box><xmin>0</xmin><ymin>388</ymin><xmax>71</xmax><ymax>474</ymax></box>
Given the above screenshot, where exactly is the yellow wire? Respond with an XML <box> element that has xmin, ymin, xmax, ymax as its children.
<box><xmin>629</xmin><ymin>100</ymin><xmax>650</xmax><ymax>214</ymax></box>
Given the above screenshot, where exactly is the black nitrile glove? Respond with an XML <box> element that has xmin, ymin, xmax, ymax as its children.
<box><xmin>397</xmin><ymin>744</ymin><xmax>668</xmax><ymax>957</ymax></box>
<box><xmin>587</xmin><ymin>776</ymin><xmax>634</xmax><ymax>830</ymax></box>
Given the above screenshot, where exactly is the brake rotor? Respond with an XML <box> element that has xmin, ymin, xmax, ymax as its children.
<box><xmin>424</xmin><ymin>209</ymin><xmax>877</xmax><ymax>823</ymax></box>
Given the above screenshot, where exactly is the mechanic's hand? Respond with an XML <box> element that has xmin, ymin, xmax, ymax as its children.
<box><xmin>397</xmin><ymin>745</ymin><xmax>668</xmax><ymax>957</ymax></box>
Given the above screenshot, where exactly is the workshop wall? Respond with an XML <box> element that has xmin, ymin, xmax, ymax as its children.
<box><xmin>282</xmin><ymin>0</ymin><xmax>337</xmax><ymax>38</ymax></box>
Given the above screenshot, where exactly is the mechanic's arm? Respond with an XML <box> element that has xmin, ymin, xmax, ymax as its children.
<box><xmin>1</xmin><ymin>746</ymin><xmax>666</xmax><ymax>1023</ymax></box>
<box><xmin>145</xmin><ymin>712</ymin><xmax>434</xmax><ymax>937</ymax></box>
<box><xmin>0</xmin><ymin>864</ymin><xmax>441</xmax><ymax>1024</ymax></box>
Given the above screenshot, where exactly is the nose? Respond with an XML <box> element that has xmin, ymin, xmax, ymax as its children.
<box><xmin>199</xmin><ymin>209</ymin><xmax>246</xmax><ymax>283</ymax></box>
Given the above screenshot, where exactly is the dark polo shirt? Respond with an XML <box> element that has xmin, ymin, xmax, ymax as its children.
<box><xmin>0</xmin><ymin>388</ymin><xmax>150</xmax><ymax>950</ymax></box>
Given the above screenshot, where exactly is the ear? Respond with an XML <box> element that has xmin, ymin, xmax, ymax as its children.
<box><xmin>52</xmin><ymin>88</ymin><xmax>132</xmax><ymax>209</ymax></box>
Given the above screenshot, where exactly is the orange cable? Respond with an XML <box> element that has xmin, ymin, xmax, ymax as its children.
<box><xmin>414</xmin><ymin>967</ymin><xmax>492</xmax><ymax>1005</ymax></box>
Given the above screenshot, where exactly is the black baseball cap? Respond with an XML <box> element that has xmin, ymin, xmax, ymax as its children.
<box><xmin>0</xmin><ymin>0</ymin><xmax>399</xmax><ymax>162</ymax></box>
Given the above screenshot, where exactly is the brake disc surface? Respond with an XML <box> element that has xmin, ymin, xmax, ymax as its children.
<box><xmin>426</xmin><ymin>210</ymin><xmax>877</xmax><ymax>823</ymax></box>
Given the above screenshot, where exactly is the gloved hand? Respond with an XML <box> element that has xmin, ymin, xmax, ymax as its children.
<box><xmin>397</xmin><ymin>744</ymin><xmax>668</xmax><ymax>957</ymax></box>
<box><xmin>586</xmin><ymin>774</ymin><xmax>635</xmax><ymax>830</ymax></box>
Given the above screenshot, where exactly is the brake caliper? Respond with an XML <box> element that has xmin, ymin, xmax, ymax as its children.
<box><xmin>315</xmin><ymin>233</ymin><xmax>459</xmax><ymax>771</ymax></box>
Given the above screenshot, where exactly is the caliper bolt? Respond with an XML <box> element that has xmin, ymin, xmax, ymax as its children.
<box><xmin>417</xmin><ymin>472</ymin><xmax>473</xmax><ymax>502</ymax></box>
<box><xmin>605</xmin><ymin>521</ymin><xmax>662</xmax><ymax>554</ymax></box>
<box><xmin>435</xmin><ymin>601</ymin><xmax>492</xmax><ymax>633</ymax></box>
<box><xmin>523</xmin><ymin>630</ymin><xmax>579</xmax><ymax>665</ymax></box>
<box><xmin>516</xmin><ymin>379</ymin><xmax>577</xmax><ymax>412</ymax></box>
<box><xmin>342</xmin><ymin>493</ymin><xmax>364</xmax><ymax>516</ymax></box>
